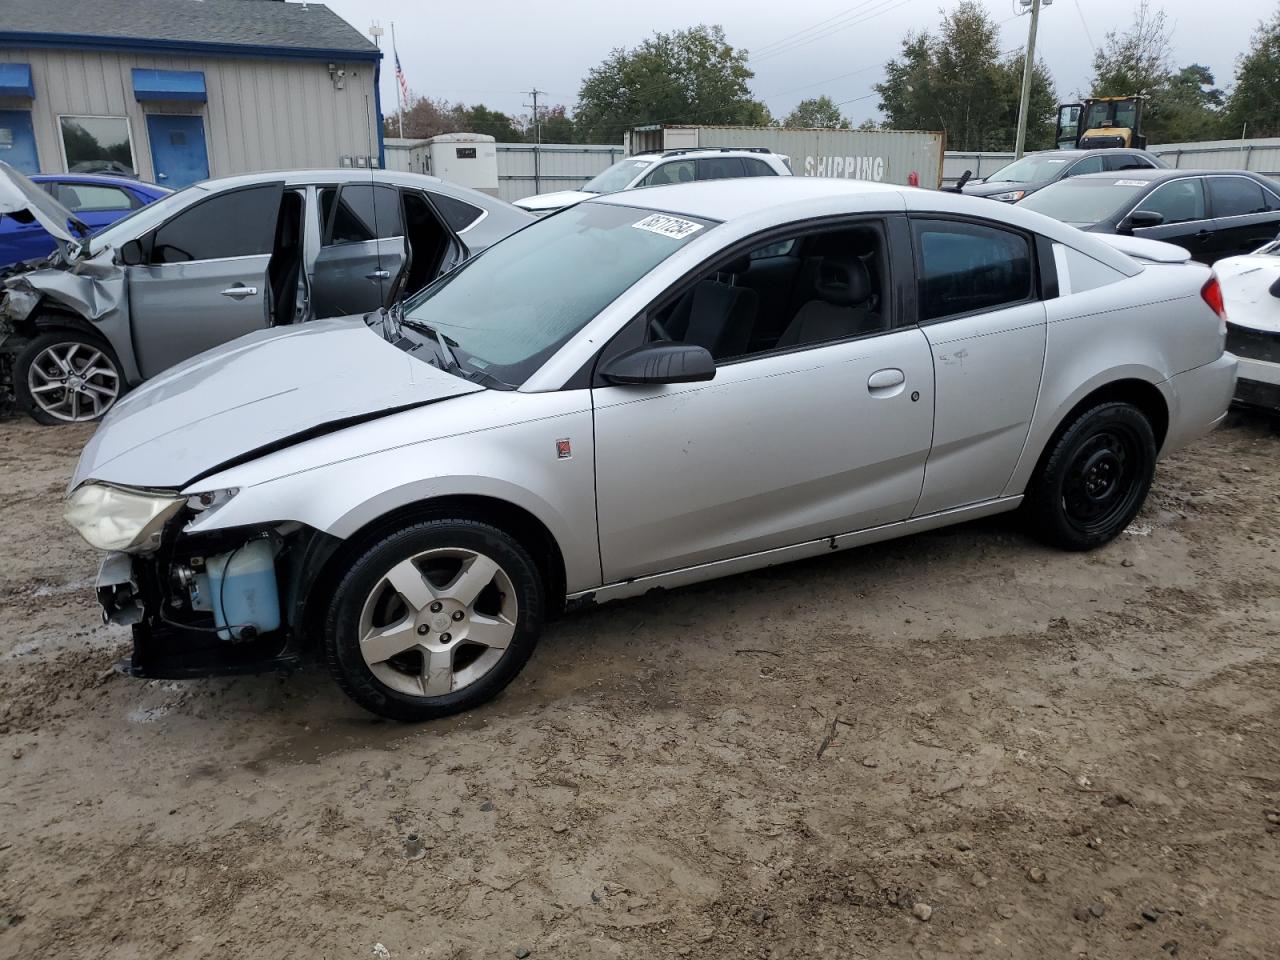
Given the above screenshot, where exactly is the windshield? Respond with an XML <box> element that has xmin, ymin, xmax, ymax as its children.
<box><xmin>986</xmin><ymin>155</ymin><xmax>1074</xmax><ymax>183</ymax></box>
<box><xmin>581</xmin><ymin>158</ymin><xmax>654</xmax><ymax>194</ymax></box>
<box><xmin>399</xmin><ymin>202</ymin><xmax>713</xmax><ymax>386</ymax></box>
<box><xmin>84</xmin><ymin>187</ymin><xmax>202</xmax><ymax>256</ymax></box>
<box><xmin>1018</xmin><ymin>177</ymin><xmax>1146</xmax><ymax>227</ymax></box>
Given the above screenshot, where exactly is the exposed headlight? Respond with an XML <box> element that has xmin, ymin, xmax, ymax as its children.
<box><xmin>64</xmin><ymin>483</ymin><xmax>185</xmax><ymax>553</ymax></box>
<box><xmin>186</xmin><ymin>487</ymin><xmax>239</xmax><ymax>517</ymax></box>
<box><xmin>990</xmin><ymin>190</ymin><xmax>1027</xmax><ymax>202</ymax></box>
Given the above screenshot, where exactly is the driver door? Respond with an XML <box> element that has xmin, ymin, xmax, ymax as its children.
<box><xmin>127</xmin><ymin>182</ymin><xmax>283</xmax><ymax>378</ymax></box>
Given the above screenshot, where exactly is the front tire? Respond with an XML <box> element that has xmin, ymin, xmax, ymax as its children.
<box><xmin>323</xmin><ymin>519</ymin><xmax>545</xmax><ymax>721</ymax></box>
<box><xmin>1025</xmin><ymin>401</ymin><xmax>1157</xmax><ymax>550</ymax></box>
<box><xmin>15</xmin><ymin>330</ymin><xmax>123</xmax><ymax>425</ymax></box>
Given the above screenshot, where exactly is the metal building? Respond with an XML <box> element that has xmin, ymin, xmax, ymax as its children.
<box><xmin>0</xmin><ymin>0</ymin><xmax>383</xmax><ymax>189</ymax></box>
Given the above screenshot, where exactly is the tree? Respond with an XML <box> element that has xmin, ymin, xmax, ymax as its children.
<box><xmin>783</xmin><ymin>96</ymin><xmax>849</xmax><ymax>129</ymax></box>
<box><xmin>454</xmin><ymin>105</ymin><xmax>523</xmax><ymax>142</ymax></box>
<box><xmin>530</xmin><ymin>105</ymin><xmax>578</xmax><ymax>143</ymax></box>
<box><xmin>1224</xmin><ymin>6</ymin><xmax>1280</xmax><ymax>138</ymax></box>
<box><xmin>384</xmin><ymin>98</ymin><xmax>523</xmax><ymax>142</ymax></box>
<box><xmin>575</xmin><ymin>25</ymin><xmax>769</xmax><ymax>142</ymax></box>
<box><xmin>876</xmin><ymin>1</ymin><xmax>1056</xmax><ymax>151</ymax></box>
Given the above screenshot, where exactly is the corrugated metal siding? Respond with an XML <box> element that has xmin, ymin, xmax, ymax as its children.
<box><xmin>1150</xmin><ymin>138</ymin><xmax>1280</xmax><ymax>177</ymax></box>
<box><xmin>495</xmin><ymin>142</ymin><xmax>625</xmax><ymax>202</ymax></box>
<box><xmin>942</xmin><ymin>151</ymin><xmax>1014</xmax><ymax>185</ymax></box>
<box><xmin>0</xmin><ymin>47</ymin><xmax>379</xmax><ymax>178</ymax></box>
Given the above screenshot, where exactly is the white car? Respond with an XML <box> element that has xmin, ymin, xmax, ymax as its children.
<box><xmin>1220</xmin><ymin>235</ymin><xmax>1280</xmax><ymax>410</ymax></box>
<box><xmin>514</xmin><ymin>148</ymin><xmax>791</xmax><ymax>215</ymax></box>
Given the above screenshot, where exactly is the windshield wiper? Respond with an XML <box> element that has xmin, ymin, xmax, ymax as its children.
<box><xmin>399</xmin><ymin>317</ymin><xmax>461</xmax><ymax>372</ymax></box>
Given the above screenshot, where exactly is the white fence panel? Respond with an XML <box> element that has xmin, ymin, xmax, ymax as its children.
<box><xmin>495</xmin><ymin>143</ymin><xmax>625</xmax><ymax>202</ymax></box>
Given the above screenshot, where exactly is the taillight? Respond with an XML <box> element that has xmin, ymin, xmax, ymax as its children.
<box><xmin>1201</xmin><ymin>276</ymin><xmax>1227</xmax><ymax>321</ymax></box>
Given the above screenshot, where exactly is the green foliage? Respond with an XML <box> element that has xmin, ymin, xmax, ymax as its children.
<box><xmin>875</xmin><ymin>0</ymin><xmax>1056</xmax><ymax>151</ymax></box>
<box><xmin>574</xmin><ymin>25</ymin><xmax>769</xmax><ymax>142</ymax></box>
<box><xmin>534</xmin><ymin>105</ymin><xmax>578</xmax><ymax>144</ymax></box>
<box><xmin>1224</xmin><ymin>6</ymin><xmax>1280</xmax><ymax>138</ymax></box>
<box><xmin>384</xmin><ymin>98</ymin><xmax>523</xmax><ymax>142</ymax></box>
<box><xmin>783</xmin><ymin>96</ymin><xmax>850</xmax><ymax>129</ymax></box>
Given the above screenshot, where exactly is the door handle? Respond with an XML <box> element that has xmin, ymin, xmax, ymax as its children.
<box><xmin>220</xmin><ymin>285</ymin><xmax>258</xmax><ymax>299</ymax></box>
<box><xmin>868</xmin><ymin>368</ymin><xmax>906</xmax><ymax>394</ymax></box>
<box><xmin>157</xmin><ymin>172</ymin><xmax>168</xmax><ymax>180</ymax></box>
<box><xmin>366</xmin><ymin>270</ymin><xmax>390</xmax><ymax>280</ymax></box>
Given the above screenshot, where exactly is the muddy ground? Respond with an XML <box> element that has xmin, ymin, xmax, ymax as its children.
<box><xmin>1</xmin><ymin>413</ymin><xmax>1278</xmax><ymax>959</ymax></box>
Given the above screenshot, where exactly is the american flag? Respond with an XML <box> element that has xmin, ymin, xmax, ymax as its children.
<box><xmin>394</xmin><ymin>48</ymin><xmax>409</xmax><ymax>106</ymax></box>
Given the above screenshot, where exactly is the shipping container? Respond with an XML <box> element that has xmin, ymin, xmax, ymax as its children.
<box><xmin>625</xmin><ymin>124</ymin><xmax>947</xmax><ymax>188</ymax></box>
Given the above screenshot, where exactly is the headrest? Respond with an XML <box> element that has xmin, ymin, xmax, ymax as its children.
<box><xmin>719</xmin><ymin>255</ymin><xmax>750</xmax><ymax>275</ymax></box>
<box><xmin>815</xmin><ymin>258</ymin><xmax>870</xmax><ymax>306</ymax></box>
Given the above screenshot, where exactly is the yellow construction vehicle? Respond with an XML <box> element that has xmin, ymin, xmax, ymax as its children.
<box><xmin>1054</xmin><ymin>96</ymin><xmax>1147</xmax><ymax>150</ymax></box>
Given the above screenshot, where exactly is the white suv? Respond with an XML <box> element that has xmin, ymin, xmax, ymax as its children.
<box><xmin>514</xmin><ymin>148</ymin><xmax>792</xmax><ymax>215</ymax></box>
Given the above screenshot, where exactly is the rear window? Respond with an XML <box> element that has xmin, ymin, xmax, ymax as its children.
<box><xmin>1208</xmin><ymin>177</ymin><xmax>1270</xmax><ymax>218</ymax></box>
<box><xmin>429</xmin><ymin>192</ymin><xmax>485</xmax><ymax>232</ymax></box>
<box><xmin>1018</xmin><ymin>178</ymin><xmax>1147</xmax><ymax>227</ymax></box>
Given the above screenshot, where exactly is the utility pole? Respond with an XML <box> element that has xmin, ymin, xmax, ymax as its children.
<box><xmin>524</xmin><ymin>87</ymin><xmax>546</xmax><ymax>194</ymax></box>
<box><xmin>1013</xmin><ymin>0</ymin><xmax>1044</xmax><ymax>160</ymax></box>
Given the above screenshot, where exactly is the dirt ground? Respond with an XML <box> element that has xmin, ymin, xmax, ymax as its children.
<box><xmin>1</xmin><ymin>413</ymin><xmax>1279</xmax><ymax>960</ymax></box>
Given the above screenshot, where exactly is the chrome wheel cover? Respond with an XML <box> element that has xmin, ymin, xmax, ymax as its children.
<box><xmin>27</xmin><ymin>342</ymin><xmax>121</xmax><ymax>422</ymax></box>
<box><xmin>357</xmin><ymin>547</ymin><xmax>518</xmax><ymax>699</ymax></box>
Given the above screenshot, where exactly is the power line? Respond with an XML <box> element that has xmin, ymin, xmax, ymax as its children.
<box><xmin>749</xmin><ymin>0</ymin><xmax>892</xmax><ymax>58</ymax></box>
<box><xmin>751</xmin><ymin>0</ymin><xmax>919</xmax><ymax>63</ymax></box>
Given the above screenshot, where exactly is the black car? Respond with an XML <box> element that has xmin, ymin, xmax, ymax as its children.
<box><xmin>1017</xmin><ymin>169</ymin><xmax>1280</xmax><ymax>264</ymax></box>
<box><xmin>960</xmin><ymin>148</ymin><xmax>1165</xmax><ymax>202</ymax></box>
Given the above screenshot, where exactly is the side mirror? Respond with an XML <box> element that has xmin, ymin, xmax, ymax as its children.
<box><xmin>601</xmin><ymin>342</ymin><xmax>716</xmax><ymax>386</ymax></box>
<box><xmin>117</xmin><ymin>238</ymin><xmax>147</xmax><ymax>266</ymax></box>
<box><xmin>1122</xmin><ymin>210</ymin><xmax>1164</xmax><ymax>232</ymax></box>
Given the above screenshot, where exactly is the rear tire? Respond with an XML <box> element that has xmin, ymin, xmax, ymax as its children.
<box><xmin>1025</xmin><ymin>401</ymin><xmax>1157</xmax><ymax>551</ymax></box>
<box><xmin>323</xmin><ymin>519</ymin><xmax>545</xmax><ymax>721</ymax></box>
<box><xmin>14</xmin><ymin>330</ymin><xmax>123</xmax><ymax>425</ymax></box>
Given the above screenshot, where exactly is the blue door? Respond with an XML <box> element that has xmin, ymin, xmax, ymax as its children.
<box><xmin>146</xmin><ymin>114</ymin><xmax>209</xmax><ymax>188</ymax></box>
<box><xmin>0</xmin><ymin>110</ymin><xmax>39</xmax><ymax>173</ymax></box>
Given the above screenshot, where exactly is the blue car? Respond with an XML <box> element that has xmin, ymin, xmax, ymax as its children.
<box><xmin>0</xmin><ymin>174</ymin><xmax>171</xmax><ymax>268</ymax></box>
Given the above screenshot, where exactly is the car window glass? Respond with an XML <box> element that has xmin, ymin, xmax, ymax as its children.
<box><xmin>150</xmin><ymin>185</ymin><xmax>279</xmax><ymax>263</ymax></box>
<box><xmin>325</xmin><ymin>183</ymin><xmax>403</xmax><ymax>244</ymax></box>
<box><xmin>913</xmin><ymin>219</ymin><xmax>1032</xmax><ymax>321</ymax></box>
<box><xmin>1066</xmin><ymin>155</ymin><xmax>1104</xmax><ymax>176</ymax></box>
<box><xmin>646</xmin><ymin>221</ymin><xmax>891</xmax><ymax>362</ymax></box>
<box><xmin>742</xmin><ymin>158</ymin><xmax>777</xmax><ymax>177</ymax></box>
<box><xmin>1208</xmin><ymin>177</ymin><xmax>1268</xmax><ymax>218</ymax></box>
<box><xmin>1265</xmin><ymin>187</ymin><xmax>1280</xmax><ymax>212</ymax></box>
<box><xmin>1140</xmin><ymin>179</ymin><xmax>1206</xmax><ymax>224</ymax></box>
<box><xmin>1102</xmin><ymin>154</ymin><xmax>1149</xmax><ymax>171</ymax></box>
<box><xmin>641</xmin><ymin>161</ymin><xmax>695</xmax><ymax>187</ymax></box>
<box><xmin>51</xmin><ymin>183</ymin><xmax>134</xmax><ymax>212</ymax></box>
<box><xmin>429</xmin><ymin>192</ymin><xmax>484</xmax><ymax>232</ymax></box>
<box><xmin>696</xmin><ymin>157</ymin><xmax>747</xmax><ymax>180</ymax></box>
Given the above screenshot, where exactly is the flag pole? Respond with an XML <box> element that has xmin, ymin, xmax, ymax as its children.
<box><xmin>392</xmin><ymin>22</ymin><xmax>404</xmax><ymax>138</ymax></box>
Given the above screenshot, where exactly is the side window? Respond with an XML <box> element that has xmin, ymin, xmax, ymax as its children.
<box><xmin>50</xmin><ymin>183</ymin><xmax>135</xmax><ymax>212</ymax></box>
<box><xmin>742</xmin><ymin>158</ymin><xmax>779</xmax><ymax>177</ymax></box>
<box><xmin>646</xmin><ymin>221</ymin><xmax>890</xmax><ymax>361</ymax></box>
<box><xmin>150</xmin><ymin>185</ymin><xmax>280</xmax><ymax>263</ymax></box>
<box><xmin>1139</xmin><ymin>179</ymin><xmax>1206</xmax><ymax>224</ymax></box>
<box><xmin>324</xmin><ymin>183</ymin><xmax>403</xmax><ymax>245</ymax></box>
<box><xmin>1264</xmin><ymin>187</ymin><xmax>1280</xmax><ymax>212</ymax></box>
<box><xmin>696</xmin><ymin>156</ymin><xmax>747</xmax><ymax>180</ymax></box>
<box><xmin>1103</xmin><ymin>154</ymin><xmax>1151</xmax><ymax>171</ymax></box>
<box><xmin>913</xmin><ymin>219</ymin><xmax>1033</xmax><ymax>322</ymax></box>
<box><xmin>640</xmin><ymin>161</ymin><xmax>695</xmax><ymax>187</ymax></box>
<box><xmin>429</xmin><ymin>192</ymin><xmax>484</xmax><ymax>232</ymax></box>
<box><xmin>1208</xmin><ymin>177</ymin><xmax>1268</xmax><ymax>218</ymax></box>
<box><xmin>1065</xmin><ymin>155</ymin><xmax>1104</xmax><ymax>177</ymax></box>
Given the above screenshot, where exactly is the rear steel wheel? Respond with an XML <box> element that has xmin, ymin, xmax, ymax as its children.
<box><xmin>324</xmin><ymin>519</ymin><xmax>544</xmax><ymax>721</ymax></box>
<box><xmin>16</xmin><ymin>332</ymin><xmax>122</xmax><ymax>424</ymax></box>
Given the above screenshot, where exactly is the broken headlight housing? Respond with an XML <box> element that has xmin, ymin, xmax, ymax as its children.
<box><xmin>64</xmin><ymin>483</ymin><xmax>185</xmax><ymax>553</ymax></box>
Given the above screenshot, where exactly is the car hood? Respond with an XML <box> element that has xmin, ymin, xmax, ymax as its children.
<box><xmin>514</xmin><ymin>189</ymin><xmax>595</xmax><ymax>212</ymax></box>
<box><xmin>961</xmin><ymin>179</ymin><xmax>1048</xmax><ymax>199</ymax></box>
<box><xmin>0</xmin><ymin>159</ymin><xmax>87</xmax><ymax>242</ymax></box>
<box><xmin>70</xmin><ymin>318</ymin><xmax>485</xmax><ymax>491</ymax></box>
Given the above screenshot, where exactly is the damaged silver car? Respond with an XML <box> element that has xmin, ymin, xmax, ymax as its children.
<box><xmin>66</xmin><ymin>178</ymin><xmax>1236</xmax><ymax>721</ymax></box>
<box><xmin>0</xmin><ymin>161</ymin><xmax>531</xmax><ymax>424</ymax></box>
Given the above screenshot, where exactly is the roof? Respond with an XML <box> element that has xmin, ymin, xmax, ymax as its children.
<box><xmin>1033</xmin><ymin>148</ymin><xmax>1154</xmax><ymax>156</ymax></box>
<box><xmin>1072</xmin><ymin>168</ymin><xmax>1261</xmax><ymax>183</ymax></box>
<box><xmin>0</xmin><ymin>0</ymin><xmax>379</xmax><ymax>59</ymax></box>
<box><xmin>592</xmin><ymin>175</ymin><xmax>904</xmax><ymax>222</ymax></box>
<box><xmin>632</xmin><ymin>148</ymin><xmax>782</xmax><ymax>159</ymax></box>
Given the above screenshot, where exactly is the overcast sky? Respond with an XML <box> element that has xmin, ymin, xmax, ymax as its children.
<box><xmin>326</xmin><ymin>0</ymin><xmax>1267</xmax><ymax>135</ymax></box>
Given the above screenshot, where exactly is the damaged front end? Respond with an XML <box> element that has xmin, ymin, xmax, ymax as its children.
<box><xmin>92</xmin><ymin>503</ymin><xmax>343</xmax><ymax>679</ymax></box>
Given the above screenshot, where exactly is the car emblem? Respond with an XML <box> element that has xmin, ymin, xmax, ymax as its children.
<box><xmin>555</xmin><ymin>438</ymin><xmax>572</xmax><ymax>460</ymax></box>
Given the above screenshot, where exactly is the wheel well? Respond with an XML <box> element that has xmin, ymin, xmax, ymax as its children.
<box><xmin>8</xmin><ymin>310</ymin><xmax>107</xmax><ymax>350</ymax></box>
<box><xmin>301</xmin><ymin>495</ymin><xmax>568</xmax><ymax>639</ymax></box>
<box><xmin>1032</xmin><ymin>378</ymin><xmax>1169</xmax><ymax>479</ymax></box>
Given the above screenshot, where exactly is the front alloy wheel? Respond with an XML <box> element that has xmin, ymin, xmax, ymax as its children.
<box><xmin>16</xmin><ymin>332</ymin><xmax>122</xmax><ymax>424</ymax></box>
<box><xmin>325</xmin><ymin>520</ymin><xmax>544</xmax><ymax>720</ymax></box>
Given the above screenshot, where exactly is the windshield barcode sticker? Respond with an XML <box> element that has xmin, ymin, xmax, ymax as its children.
<box><xmin>632</xmin><ymin>214</ymin><xmax>703</xmax><ymax>240</ymax></box>
<box><xmin>1114</xmin><ymin>179</ymin><xmax>1148</xmax><ymax>187</ymax></box>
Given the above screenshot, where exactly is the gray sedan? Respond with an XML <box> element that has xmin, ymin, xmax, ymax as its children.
<box><xmin>0</xmin><ymin>163</ymin><xmax>532</xmax><ymax>423</ymax></box>
<box><xmin>66</xmin><ymin>177</ymin><xmax>1236</xmax><ymax>720</ymax></box>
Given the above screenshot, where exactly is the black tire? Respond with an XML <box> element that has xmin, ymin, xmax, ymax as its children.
<box><xmin>14</xmin><ymin>329</ymin><xmax>124</xmax><ymax>425</ymax></box>
<box><xmin>1025</xmin><ymin>401</ymin><xmax>1157</xmax><ymax>551</ymax></box>
<box><xmin>323</xmin><ymin>519</ymin><xmax>545</xmax><ymax>721</ymax></box>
